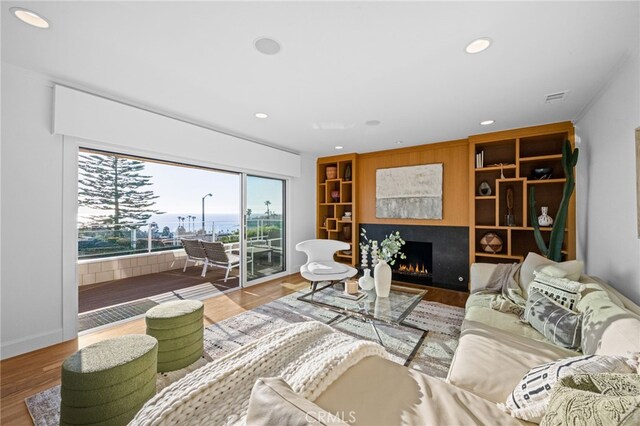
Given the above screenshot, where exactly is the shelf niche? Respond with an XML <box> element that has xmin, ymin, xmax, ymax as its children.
<box><xmin>469</xmin><ymin>122</ymin><xmax>576</xmax><ymax>265</ymax></box>
<box><xmin>316</xmin><ymin>154</ymin><xmax>358</xmax><ymax>266</ymax></box>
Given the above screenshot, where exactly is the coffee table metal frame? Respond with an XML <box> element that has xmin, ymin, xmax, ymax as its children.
<box><xmin>297</xmin><ymin>281</ymin><xmax>428</xmax><ymax>363</ymax></box>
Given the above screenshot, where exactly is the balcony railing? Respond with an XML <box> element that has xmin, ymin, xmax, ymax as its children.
<box><xmin>78</xmin><ymin>218</ymin><xmax>282</xmax><ymax>259</ymax></box>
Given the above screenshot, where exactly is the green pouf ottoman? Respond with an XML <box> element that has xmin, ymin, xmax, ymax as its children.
<box><xmin>145</xmin><ymin>300</ymin><xmax>204</xmax><ymax>372</ymax></box>
<box><xmin>60</xmin><ymin>334</ymin><xmax>158</xmax><ymax>426</ymax></box>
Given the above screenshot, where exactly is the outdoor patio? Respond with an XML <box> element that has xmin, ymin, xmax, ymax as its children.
<box><xmin>79</xmin><ymin>266</ymin><xmax>239</xmax><ymax>313</ymax></box>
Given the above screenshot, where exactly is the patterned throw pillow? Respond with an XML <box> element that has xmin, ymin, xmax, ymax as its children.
<box><xmin>519</xmin><ymin>252</ymin><xmax>583</xmax><ymax>297</ymax></box>
<box><xmin>502</xmin><ymin>355</ymin><xmax>638</xmax><ymax>423</ymax></box>
<box><xmin>529</xmin><ymin>271</ymin><xmax>584</xmax><ymax>311</ymax></box>
<box><xmin>524</xmin><ymin>291</ymin><xmax>582</xmax><ymax>349</ymax></box>
<box><xmin>541</xmin><ymin>373</ymin><xmax>640</xmax><ymax>426</ymax></box>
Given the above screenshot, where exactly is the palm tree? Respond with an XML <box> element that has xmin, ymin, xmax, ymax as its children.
<box><xmin>246</xmin><ymin>208</ymin><xmax>252</xmax><ymax>220</ymax></box>
<box><xmin>264</xmin><ymin>200</ymin><xmax>271</xmax><ymax>218</ymax></box>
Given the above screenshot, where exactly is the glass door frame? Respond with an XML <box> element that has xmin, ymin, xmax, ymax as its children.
<box><xmin>240</xmin><ymin>174</ymin><xmax>290</xmax><ymax>288</ymax></box>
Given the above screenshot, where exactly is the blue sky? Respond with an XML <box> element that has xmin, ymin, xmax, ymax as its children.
<box><xmin>78</xmin><ymin>153</ymin><xmax>283</xmax><ymax>224</ymax></box>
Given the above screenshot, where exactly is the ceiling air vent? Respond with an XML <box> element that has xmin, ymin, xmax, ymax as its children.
<box><xmin>544</xmin><ymin>91</ymin><xmax>568</xmax><ymax>104</ymax></box>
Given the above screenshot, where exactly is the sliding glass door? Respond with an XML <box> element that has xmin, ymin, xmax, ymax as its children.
<box><xmin>244</xmin><ymin>175</ymin><xmax>286</xmax><ymax>282</ymax></box>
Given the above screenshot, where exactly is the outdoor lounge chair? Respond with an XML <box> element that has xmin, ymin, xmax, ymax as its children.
<box><xmin>181</xmin><ymin>239</ymin><xmax>207</xmax><ymax>272</ymax></box>
<box><xmin>201</xmin><ymin>241</ymin><xmax>240</xmax><ymax>282</ymax></box>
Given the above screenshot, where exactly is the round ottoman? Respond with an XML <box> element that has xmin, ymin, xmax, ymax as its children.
<box><xmin>60</xmin><ymin>334</ymin><xmax>158</xmax><ymax>426</ymax></box>
<box><xmin>145</xmin><ymin>300</ymin><xmax>204</xmax><ymax>372</ymax></box>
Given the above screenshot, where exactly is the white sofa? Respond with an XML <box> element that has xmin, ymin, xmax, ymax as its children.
<box><xmin>310</xmin><ymin>259</ymin><xmax>640</xmax><ymax>425</ymax></box>
<box><xmin>446</xmin><ymin>262</ymin><xmax>640</xmax><ymax>406</ymax></box>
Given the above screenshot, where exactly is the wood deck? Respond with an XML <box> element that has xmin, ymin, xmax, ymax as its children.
<box><xmin>0</xmin><ymin>274</ymin><xmax>468</xmax><ymax>425</ymax></box>
<box><xmin>79</xmin><ymin>266</ymin><xmax>239</xmax><ymax>313</ymax></box>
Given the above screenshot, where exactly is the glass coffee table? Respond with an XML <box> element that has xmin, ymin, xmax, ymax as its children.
<box><xmin>297</xmin><ymin>281</ymin><xmax>428</xmax><ymax>347</ymax></box>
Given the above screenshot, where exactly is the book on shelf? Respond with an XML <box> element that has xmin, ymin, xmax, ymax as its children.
<box><xmin>476</xmin><ymin>150</ymin><xmax>484</xmax><ymax>168</ymax></box>
<box><xmin>341</xmin><ymin>216</ymin><xmax>352</xmax><ymax>221</ymax></box>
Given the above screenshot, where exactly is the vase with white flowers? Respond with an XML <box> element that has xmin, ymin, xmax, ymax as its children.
<box><xmin>359</xmin><ymin>229</ymin><xmax>406</xmax><ymax>297</ymax></box>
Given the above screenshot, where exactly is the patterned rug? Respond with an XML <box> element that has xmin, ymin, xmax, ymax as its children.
<box><xmin>26</xmin><ymin>291</ymin><xmax>465</xmax><ymax>425</ymax></box>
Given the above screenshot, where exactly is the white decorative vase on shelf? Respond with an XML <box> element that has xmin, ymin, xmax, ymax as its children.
<box><xmin>538</xmin><ymin>206</ymin><xmax>554</xmax><ymax>227</ymax></box>
<box><xmin>374</xmin><ymin>260</ymin><xmax>392</xmax><ymax>298</ymax></box>
<box><xmin>358</xmin><ymin>268</ymin><xmax>375</xmax><ymax>291</ymax></box>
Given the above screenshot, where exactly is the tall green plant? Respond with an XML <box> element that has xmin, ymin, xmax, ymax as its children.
<box><xmin>529</xmin><ymin>140</ymin><xmax>579</xmax><ymax>261</ymax></box>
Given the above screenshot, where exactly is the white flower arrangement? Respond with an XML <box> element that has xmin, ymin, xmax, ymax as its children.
<box><xmin>359</xmin><ymin>228</ymin><xmax>407</xmax><ymax>266</ymax></box>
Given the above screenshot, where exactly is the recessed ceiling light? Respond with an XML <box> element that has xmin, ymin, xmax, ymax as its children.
<box><xmin>11</xmin><ymin>7</ymin><xmax>49</xmax><ymax>29</ymax></box>
<box><xmin>335</xmin><ymin>146</ymin><xmax>344</xmax><ymax>150</ymax></box>
<box><xmin>480</xmin><ymin>120</ymin><xmax>495</xmax><ymax>126</ymax></box>
<box><xmin>255</xmin><ymin>112</ymin><xmax>268</xmax><ymax>119</ymax></box>
<box><xmin>254</xmin><ymin>37</ymin><xmax>281</xmax><ymax>55</ymax></box>
<box><xmin>365</xmin><ymin>120</ymin><xmax>381</xmax><ymax>126</ymax></box>
<box><xmin>396</xmin><ymin>141</ymin><xmax>404</xmax><ymax>145</ymax></box>
<box><xmin>465</xmin><ymin>38</ymin><xmax>491</xmax><ymax>54</ymax></box>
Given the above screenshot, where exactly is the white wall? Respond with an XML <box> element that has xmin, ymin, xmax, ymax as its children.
<box><xmin>1</xmin><ymin>64</ymin><xmax>65</xmax><ymax>359</ymax></box>
<box><xmin>290</xmin><ymin>153</ymin><xmax>317</xmax><ymax>271</ymax></box>
<box><xmin>576</xmin><ymin>52</ymin><xmax>640</xmax><ymax>304</ymax></box>
<box><xmin>0</xmin><ymin>63</ymin><xmax>316</xmax><ymax>359</ymax></box>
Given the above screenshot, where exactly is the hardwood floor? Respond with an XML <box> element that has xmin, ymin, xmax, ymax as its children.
<box><xmin>0</xmin><ymin>274</ymin><xmax>468</xmax><ymax>425</ymax></box>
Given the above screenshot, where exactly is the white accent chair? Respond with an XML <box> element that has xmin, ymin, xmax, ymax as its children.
<box><xmin>296</xmin><ymin>239</ymin><xmax>357</xmax><ymax>291</ymax></box>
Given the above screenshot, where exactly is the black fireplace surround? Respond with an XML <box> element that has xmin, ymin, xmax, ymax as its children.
<box><xmin>359</xmin><ymin>224</ymin><xmax>469</xmax><ymax>292</ymax></box>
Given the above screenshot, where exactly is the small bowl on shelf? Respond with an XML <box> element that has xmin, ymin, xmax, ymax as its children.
<box><xmin>531</xmin><ymin>167</ymin><xmax>553</xmax><ymax>180</ymax></box>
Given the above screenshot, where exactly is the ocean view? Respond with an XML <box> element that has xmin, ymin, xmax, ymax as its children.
<box><xmin>147</xmin><ymin>213</ymin><xmax>242</xmax><ymax>235</ymax></box>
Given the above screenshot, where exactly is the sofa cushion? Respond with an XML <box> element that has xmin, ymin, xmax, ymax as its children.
<box><xmin>520</xmin><ymin>253</ymin><xmax>583</xmax><ymax>298</ymax></box>
<box><xmin>524</xmin><ymin>291</ymin><xmax>582</xmax><ymax>350</ymax></box>
<box><xmin>577</xmin><ymin>280</ymin><xmax>640</xmax><ymax>356</ymax></box>
<box><xmin>315</xmin><ymin>355</ymin><xmax>525</xmax><ymax>425</ymax></box>
<box><xmin>503</xmin><ymin>355</ymin><xmax>637</xmax><ymax>423</ymax></box>
<box><xmin>588</xmin><ymin>276</ymin><xmax>640</xmax><ymax>315</ymax></box>
<box><xmin>447</xmin><ymin>320</ymin><xmax>579</xmax><ymax>404</ymax></box>
<box><xmin>469</xmin><ymin>263</ymin><xmax>498</xmax><ymax>293</ymax></box>
<box><xmin>465</xmin><ymin>305</ymin><xmax>550</xmax><ymax>343</ymax></box>
<box><xmin>246</xmin><ymin>377</ymin><xmax>347</xmax><ymax>426</ymax></box>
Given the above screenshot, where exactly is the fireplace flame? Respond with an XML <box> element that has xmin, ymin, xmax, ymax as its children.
<box><xmin>398</xmin><ymin>263</ymin><xmax>428</xmax><ymax>274</ymax></box>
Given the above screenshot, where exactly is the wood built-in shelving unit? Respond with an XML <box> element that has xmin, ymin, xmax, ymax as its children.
<box><xmin>469</xmin><ymin>122</ymin><xmax>576</xmax><ymax>264</ymax></box>
<box><xmin>317</xmin><ymin>153</ymin><xmax>358</xmax><ymax>266</ymax></box>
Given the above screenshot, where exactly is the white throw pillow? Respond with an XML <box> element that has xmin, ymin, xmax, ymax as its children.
<box><xmin>501</xmin><ymin>354</ymin><xmax>637</xmax><ymax>423</ymax></box>
<box><xmin>520</xmin><ymin>253</ymin><xmax>584</xmax><ymax>298</ymax></box>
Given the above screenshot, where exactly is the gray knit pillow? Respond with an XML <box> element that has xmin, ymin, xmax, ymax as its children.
<box><xmin>525</xmin><ymin>290</ymin><xmax>582</xmax><ymax>349</ymax></box>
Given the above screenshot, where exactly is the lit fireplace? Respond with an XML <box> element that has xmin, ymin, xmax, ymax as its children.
<box><xmin>392</xmin><ymin>241</ymin><xmax>433</xmax><ymax>285</ymax></box>
<box><xmin>397</xmin><ymin>262</ymin><xmax>429</xmax><ymax>276</ymax></box>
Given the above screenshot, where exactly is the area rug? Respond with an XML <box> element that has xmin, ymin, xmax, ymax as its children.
<box><xmin>26</xmin><ymin>291</ymin><xmax>464</xmax><ymax>425</ymax></box>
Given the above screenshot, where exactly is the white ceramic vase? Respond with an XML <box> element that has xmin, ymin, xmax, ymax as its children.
<box><xmin>374</xmin><ymin>260</ymin><xmax>392</xmax><ymax>298</ymax></box>
<box><xmin>358</xmin><ymin>268</ymin><xmax>375</xmax><ymax>291</ymax></box>
<box><xmin>538</xmin><ymin>206</ymin><xmax>554</xmax><ymax>226</ymax></box>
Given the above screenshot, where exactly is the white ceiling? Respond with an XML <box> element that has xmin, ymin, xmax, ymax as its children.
<box><xmin>2</xmin><ymin>1</ymin><xmax>638</xmax><ymax>155</ymax></box>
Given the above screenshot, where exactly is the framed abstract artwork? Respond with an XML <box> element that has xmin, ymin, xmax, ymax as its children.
<box><xmin>376</xmin><ymin>163</ymin><xmax>443</xmax><ymax>219</ymax></box>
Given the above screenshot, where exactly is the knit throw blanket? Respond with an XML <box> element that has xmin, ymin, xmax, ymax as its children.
<box><xmin>473</xmin><ymin>263</ymin><xmax>527</xmax><ymax>317</ymax></box>
<box><xmin>130</xmin><ymin>321</ymin><xmax>388</xmax><ymax>425</ymax></box>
